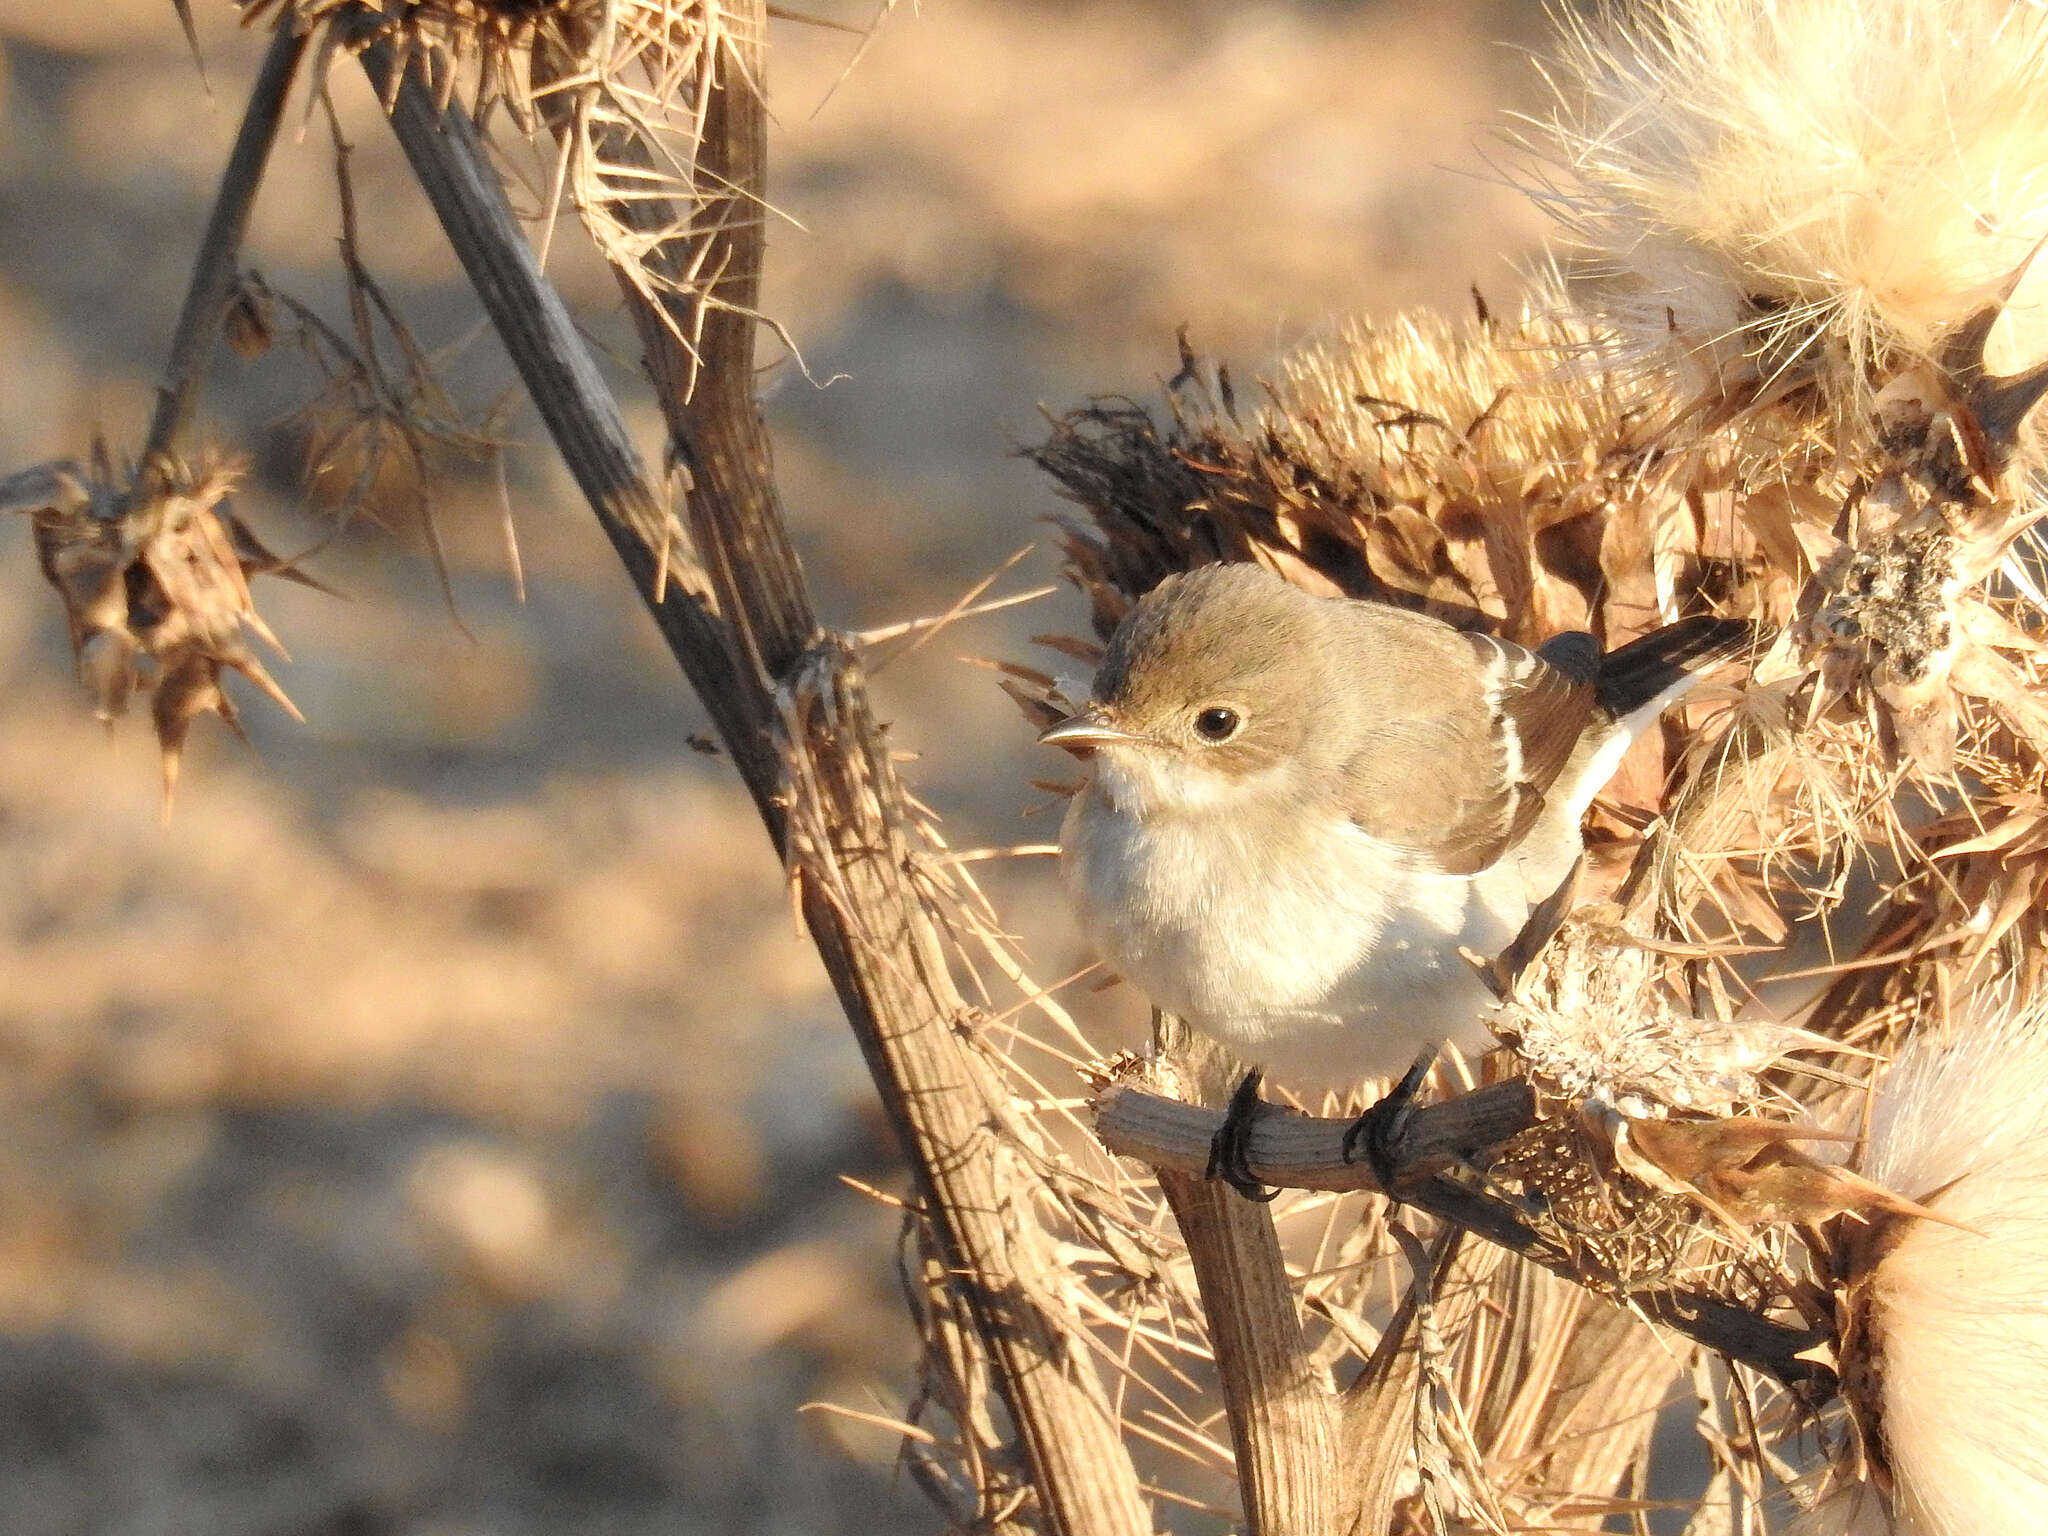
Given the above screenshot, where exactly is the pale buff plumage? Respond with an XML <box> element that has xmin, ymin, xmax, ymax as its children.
<box><xmin>1048</xmin><ymin>564</ymin><xmax>1747</xmax><ymax>1092</ymax></box>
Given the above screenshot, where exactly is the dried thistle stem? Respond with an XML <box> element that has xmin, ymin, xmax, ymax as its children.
<box><xmin>138</xmin><ymin>21</ymin><xmax>308</xmax><ymax>495</ymax></box>
<box><xmin>351</xmin><ymin>12</ymin><xmax>1152</xmax><ymax>1535</ymax></box>
<box><xmin>581</xmin><ymin>11</ymin><xmax>1151</xmax><ymax>1524</ymax></box>
<box><xmin>1147</xmin><ymin>1024</ymin><xmax>1348</xmax><ymax>1535</ymax></box>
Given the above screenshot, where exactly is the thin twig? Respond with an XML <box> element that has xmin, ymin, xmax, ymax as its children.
<box><xmin>138</xmin><ymin>21</ymin><xmax>308</xmax><ymax>496</ymax></box>
<box><xmin>1092</xmin><ymin>1078</ymin><xmax>1835</xmax><ymax>1398</ymax></box>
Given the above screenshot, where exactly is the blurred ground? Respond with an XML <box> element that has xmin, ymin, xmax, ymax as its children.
<box><xmin>0</xmin><ymin>2</ymin><xmax>1547</xmax><ymax>1531</ymax></box>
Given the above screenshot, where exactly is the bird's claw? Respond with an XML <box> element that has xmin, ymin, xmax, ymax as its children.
<box><xmin>1205</xmin><ymin>1069</ymin><xmax>1280</xmax><ymax>1202</ymax></box>
<box><xmin>1341</xmin><ymin>1050</ymin><xmax>1434</xmax><ymax>1195</ymax></box>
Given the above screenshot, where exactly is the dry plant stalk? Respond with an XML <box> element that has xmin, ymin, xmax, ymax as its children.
<box><xmin>11</xmin><ymin>3</ymin><xmax>1153</xmax><ymax>1533</ymax></box>
<box><xmin>11</xmin><ymin>2</ymin><xmax>2048</xmax><ymax>1534</ymax></box>
<box><xmin>342</xmin><ymin>10</ymin><xmax>1154</xmax><ymax>1534</ymax></box>
<box><xmin>2</xmin><ymin>20</ymin><xmax>308</xmax><ymax>809</ymax></box>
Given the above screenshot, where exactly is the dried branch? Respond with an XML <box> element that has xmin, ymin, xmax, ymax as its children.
<box><xmin>1144</xmin><ymin>1024</ymin><xmax>1346</xmax><ymax>1536</ymax></box>
<box><xmin>349</xmin><ymin>11</ymin><xmax>1152</xmax><ymax>1534</ymax></box>
<box><xmin>138</xmin><ymin>21</ymin><xmax>308</xmax><ymax>495</ymax></box>
<box><xmin>1093</xmin><ymin>1077</ymin><xmax>1834</xmax><ymax>1398</ymax></box>
<box><xmin>566</xmin><ymin>13</ymin><xmax>1153</xmax><ymax>1525</ymax></box>
<box><xmin>1095</xmin><ymin>1077</ymin><xmax>1540</xmax><ymax>1196</ymax></box>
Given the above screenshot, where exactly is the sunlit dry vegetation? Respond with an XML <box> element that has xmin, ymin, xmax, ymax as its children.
<box><xmin>3</xmin><ymin>2</ymin><xmax>2046</xmax><ymax>1534</ymax></box>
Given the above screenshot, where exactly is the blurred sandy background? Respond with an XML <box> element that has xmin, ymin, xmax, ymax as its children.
<box><xmin>0</xmin><ymin>3</ymin><xmax>1548</xmax><ymax>1531</ymax></box>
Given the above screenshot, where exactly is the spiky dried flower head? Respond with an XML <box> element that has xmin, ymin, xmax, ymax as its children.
<box><xmin>250</xmin><ymin>0</ymin><xmax>769</xmax><ymax>446</ymax></box>
<box><xmin>1499</xmin><ymin>913</ymin><xmax>1830</xmax><ymax>1117</ymax></box>
<box><xmin>1793</xmin><ymin>310</ymin><xmax>2048</xmax><ymax>771</ymax></box>
<box><xmin>1529</xmin><ymin>0</ymin><xmax>2048</xmax><ymax>454</ymax></box>
<box><xmin>1491</xmin><ymin>911</ymin><xmax>1928</xmax><ymax>1288</ymax></box>
<box><xmin>1794</xmin><ymin>992</ymin><xmax>2048</xmax><ymax>1535</ymax></box>
<box><xmin>1032</xmin><ymin>277</ymin><xmax>1745</xmax><ymax>648</ymax></box>
<box><xmin>239</xmin><ymin>1</ymin><xmax>590</xmax><ymax>119</ymax></box>
<box><xmin>0</xmin><ymin>448</ymin><xmax>306</xmax><ymax>810</ymax></box>
<box><xmin>1247</xmin><ymin>286</ymin><xmax>1714</xmax><ymax>645</ymax></box>
<box><xmin>1634</xmin><ymin>289</ymin><xmax>2048</xmax><ymax>963</ymax></box>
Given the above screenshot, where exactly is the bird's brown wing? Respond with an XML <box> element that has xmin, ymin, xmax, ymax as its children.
<box><xmin>1341</xmin><ymin>626</ymin><xmax>1598</xmax><ymax>876</ymax></box>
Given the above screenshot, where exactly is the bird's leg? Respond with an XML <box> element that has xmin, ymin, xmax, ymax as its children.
<box><xmin>1341</xmin><ymin>1047</ymin><xmax>1437</xmax><ymax>1195</ymax></box>
<box><xmin>1204</xmin><ymin>1068</ymin><xmax>1280</xmax><ymax>1202</ymax></box>
<box><xmin>1482</xmin><ymin>855</ymin><xmax>1581</xmax><ymax>997</ymax></box>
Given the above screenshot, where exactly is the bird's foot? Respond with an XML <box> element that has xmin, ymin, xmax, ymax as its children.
<box><xmin>1341</xmin><ymin>1049</ymin><xmax>1436</xmax><ymax>1196</ymax></box>
<box><xmin>1205</xmin><ymin>1069</ymin><xmax>1280</xmax><ymax>1203</ymax></box>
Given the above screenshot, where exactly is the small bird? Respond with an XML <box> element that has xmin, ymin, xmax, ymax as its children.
<box><xmin>1041</xmin><ymin>563</ymin><xmax>1748</xmax><ymax>1187</ymax></box>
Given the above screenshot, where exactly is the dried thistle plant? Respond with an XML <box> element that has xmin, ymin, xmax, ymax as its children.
<box><xmin>13</xmin><ymin>1</ymin><xmax>2048</xmax><ymax>1533</ymax></box>
<box><xmin>1021</xmin><ymin>6</ymin><xmax>2048</xmax><ymax>1523</ymax></box>
<box><xmin>0</xmin><ymin>15</ymin><xmax>521</xmax><ymax>802</ymax></box>
<box><xmin>228</xmin><ymin>1</ymin><xmax>736</xmax><ymax>570</ymax></box>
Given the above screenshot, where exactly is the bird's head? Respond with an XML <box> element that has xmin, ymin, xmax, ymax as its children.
<box><xmin>1038</xmin><ymin>564</ymin><xmax>1338</xmax><ymax>816</ymax></box>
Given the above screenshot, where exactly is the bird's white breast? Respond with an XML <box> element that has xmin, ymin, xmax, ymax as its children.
<box><xmin>1061</xmin><ymin>778</ymin><xmax>1536</xmax><ymax>1091</ymax></box>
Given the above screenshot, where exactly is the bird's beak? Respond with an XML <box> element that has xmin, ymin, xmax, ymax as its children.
<box><xmin>1038</xmin><ymin>710</ymin><xmax>1145</xmax><ymax>755</ymax></box>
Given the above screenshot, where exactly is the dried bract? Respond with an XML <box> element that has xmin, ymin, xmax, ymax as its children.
<box><xmin>1621</xmin><ymin>1115</ymin><xmax>1953</xmax><ymax>1232</ymax></box>
<box><xmin>2</xmin><ymin>449</ymin><xmax>302</xmax><ymax>808</ymax></box>
<box><xmin>1499</xmin><ymin>915</ymin><xmax>1827</xmax><ymax>1116</ymax></box>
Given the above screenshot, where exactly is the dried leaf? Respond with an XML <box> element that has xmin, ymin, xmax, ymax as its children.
<box><xmin>1622</xmin><ymin>1117</ymin><xmax>1973</xmax><ymax>1232</ymax></box>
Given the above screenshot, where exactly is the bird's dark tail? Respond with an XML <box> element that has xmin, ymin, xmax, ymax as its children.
<box><xmin>1595</xmin><ymin>616</ymin><xmax>1757</xmax><ymax>720</ymax></box>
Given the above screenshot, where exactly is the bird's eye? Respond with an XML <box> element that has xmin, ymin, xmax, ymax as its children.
<box><xmin>1193</xmin><ymin>706</ymin><xmax>1241</xmax><ymax>743</ymax></box>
